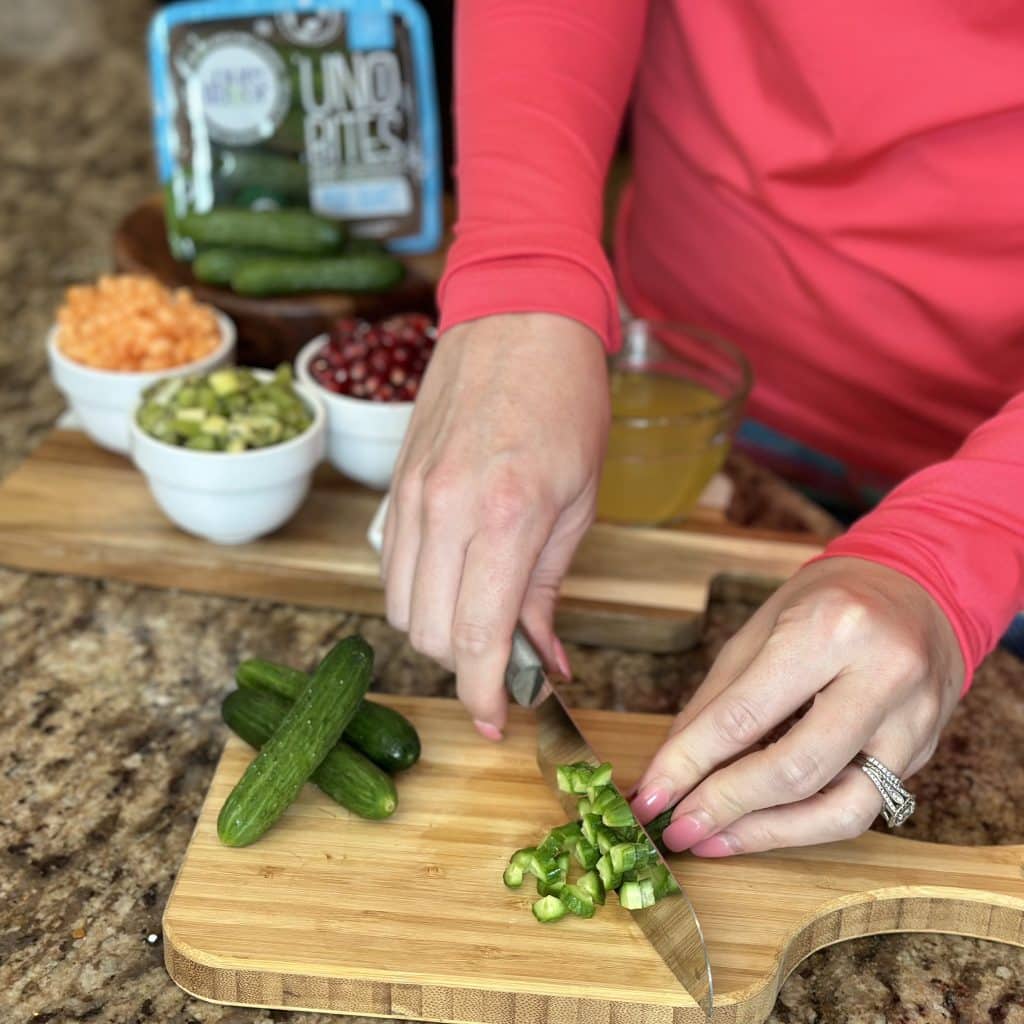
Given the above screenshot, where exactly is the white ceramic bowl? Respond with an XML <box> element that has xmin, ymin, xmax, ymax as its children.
<box><xmin>295</xmin><ymin>334</ymin><xmax>413</xmax><ymax>490</ymax></box>
<box><xmin>129</xmin><ymin>372</ymin><xmax>326</xmax><ymax>545</ymax></box>
<box><xmin>47</xmin><ymin>311</ymin><xmax>236</xmax><ymax>455</ymax></box>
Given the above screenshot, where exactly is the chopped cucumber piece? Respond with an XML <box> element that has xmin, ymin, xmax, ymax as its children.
<box><xmin>536</xmin><ymin>877</ymin><xmax>565</xmax><ymax>897</ymax></box>
<box><xmin>510</xmin><ymin>848</ymin><xmax>536</xmax><ymax>870</ymax></box>
<box><xmin>595</xmin><ymin>825</ymin><xmax>616</xmax><ymax>854</ymax></box>
<box><xmin>602</xmin><ymin>800</ymin><xmax>635</xmax><ymax>829</ymax></box>
<box><xmin>619</xmin><ymin>879</ymin><xmax>656</xmax><ymax>911</ymax></box>
<box><xmin>532</xmin><ymin>895</ymin><xmax>568</xmax><ymax>923</ymax></box>
<box><xmin>549</xmin><ymin>822</ymin><xmax>582</xmax><ymax>849</ymax></box>
<box><xmin>528</xmin><ymin>853</ymin><xmax>562</xmax><ymax>886</ymax></box>
<box><xmin>577</xmin><ymin>869</ymin><xmax>606</xmax><ymax>906</ymax></box>
<box><xmin>201</xmin><ymin>415</ymin><xmax>228</xmax><ymax>436</ymax></box>
<box><xmin>580</xmin><ymin>812</ymin><xmax>602</xmax><ymax>845</ymax></box>
<box><xmin>559</xmin><ymin>883</ymin><xmax>596</xmax><ymax>919</ymax></box>
<box><xmin>573</xmin><ymin>838</ymin><xmax>599</xmax><ymax>870</ymax></box>
<box><xmin>591</xmin><ymin>787</ymin><xmax>619</xmax><ymax>814</ymax></box>
<box><xmin>609</xmin><ymin>842</ymin><xmax>657</xmax><ymax>874</ymax></box>
<box><xmin>596</xmin><ymin>854</ymin><xmax>622</xmax><ymax>892</ymax></box>
<box><xmin>208</xmin><ymin>369</ymin><xmax>243</xmax><ymax>396</ymax></box>
<box><xmin>648</xmin><ymin>863</ymin><xmax>681</xmax><ymax>899</ymax></box>
<box><xmin>590</xmin><ymin>763</ymin><xmax>613</xmax><ymax>788</ymax></box>
<box><xmin>503</xmin><ymin>863</ymin><xmax>525</xmax><ymax>889</ymax></box>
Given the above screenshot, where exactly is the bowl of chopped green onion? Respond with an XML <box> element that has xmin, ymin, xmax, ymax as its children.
<box><xmin>129</xmin><ymin>365</ymin><xmax>325</xmax><ymax>544</ymax></box>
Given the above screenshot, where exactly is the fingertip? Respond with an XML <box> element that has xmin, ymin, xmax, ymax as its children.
<box><xmin>690</xmin><ymin>832</ymin><xmax>741</xmax><ymax>858</ymax></box>
<box><xmin>630</xmin><ymin>783</ymin><xmax>671</xmax><ymax>825</ymax></box>
<box><xmin>473</xmin><ymin>719</ymin><xmax>504</xmax><ymax>742</ymax></box>
<box><xmin>552</xmin><ymin>636</ymin><xmax>572</xmax><ymax>680</ymax></box>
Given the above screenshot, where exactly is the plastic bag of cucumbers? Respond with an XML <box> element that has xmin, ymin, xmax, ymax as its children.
<box><xmin>147</xmin><ymin>0</ymin><xmax>442</xmax><ymax>296</ymax></box>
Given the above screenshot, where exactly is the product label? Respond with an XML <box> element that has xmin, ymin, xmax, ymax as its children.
<box><xmin>294</xmin><ymin>48</ymin><xmax>415</xmax><ymax>221</ymax></box>
<box><xmin>192</xmin><ymin>32</ymin><xmax>290</xmax><ymax>145</ymax></box>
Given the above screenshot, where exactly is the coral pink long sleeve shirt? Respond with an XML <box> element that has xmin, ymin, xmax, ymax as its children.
<box><xmin>437</xmin><ymin>0</ymin><xmax>1024</xmax><ymax>683</ymax></box>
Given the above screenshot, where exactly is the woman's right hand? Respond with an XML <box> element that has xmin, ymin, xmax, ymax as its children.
<box><xmin>381</xmin><ymin>312</ymin><xmax>610</xmax><ymax>739</ymax></box>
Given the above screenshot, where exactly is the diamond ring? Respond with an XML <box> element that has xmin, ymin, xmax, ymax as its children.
<box><xmin>852</xmin><ymin>752</ymin><xmax>916</xmax><ymax>828</ymax></box>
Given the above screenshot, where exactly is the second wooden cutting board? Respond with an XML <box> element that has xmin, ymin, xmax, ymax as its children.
<box><xmin>164</xmin><ymin>696</ymin><xmax>1024</xmax><ymax>1024</ymax></box>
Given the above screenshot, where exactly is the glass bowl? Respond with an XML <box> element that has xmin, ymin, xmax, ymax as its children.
<box><xmin>596</xmin><ymin>320</ymin><xmax>752</xmax><ymax>526</ymax></box>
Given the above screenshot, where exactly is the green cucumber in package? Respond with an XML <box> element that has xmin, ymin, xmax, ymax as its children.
<box><xmin>148</xmin><ymin>1</ymin><xmax>442</xmax><ymax>261</ymax></box>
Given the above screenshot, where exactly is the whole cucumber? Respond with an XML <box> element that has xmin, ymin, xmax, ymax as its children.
<box><xmin>179</xmin><ymin>209</ymin><xmax>344</xmax><ymax>254</ymax></box>
<box><xmin>236</xmin><ymin>657</ymin><xmax>421</xmax><ymax>773</ymax></box>
<box><xmin>216</xmin><ymin>149</ymin><xmax>309</xmax><ymax>200</ymax></box>
<box><xmin>192</xmin><ymin>247</ymin><xmax>290</xmax><ymax>286</ymax></box>
<box><xmin>217</xmin><ymin>635</ymin><xmax>373</xmax><ymax>847</ymax></box>
<box><xmin>230</xmin><ymin>254</ymin><xmax>404</xmax><ymax>296</ymax></box>
<box><xmin>221</xmin><ymin>689</ymin><xmax>397</xmax><ymax>820</ymax></box>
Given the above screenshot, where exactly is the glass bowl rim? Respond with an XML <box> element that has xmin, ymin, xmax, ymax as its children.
<box><xmin>609</xmin><ymin>320</ymin><xmax>753</xmax><ymax>428</ymax></box>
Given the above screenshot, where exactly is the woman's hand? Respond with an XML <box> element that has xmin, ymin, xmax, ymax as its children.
<box><xmin>631</xmin><ymin>558</ymin><xmax>964</xmax><ymax>855</ymax></box>
<box><xmin>381</xmin><ymin>312</ymin><xmax>610</xmax><ymax>740</ymax></box>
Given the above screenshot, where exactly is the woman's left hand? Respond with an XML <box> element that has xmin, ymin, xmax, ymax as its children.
<box><xmin>630</xmin><ymin>558</ymin><xmax>964</xmax><ymax>856</ymax></box>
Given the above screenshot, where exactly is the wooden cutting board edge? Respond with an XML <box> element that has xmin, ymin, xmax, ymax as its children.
<box><xmin>0</xmin><ymin>430</ymin><xmax>824</xmax><ymax>654</ymax></box>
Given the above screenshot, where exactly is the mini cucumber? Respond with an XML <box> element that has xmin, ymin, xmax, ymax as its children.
<box><xmin>217</xmin><ymin>635</ymin><xmax>373</xmax><ymax>847</ymax></box>
<box><xmin>179</xmin><ymin>209</ymin><xmax>344</xmax><ymax>254</ymax></box>
<box><xmin>235</xmin><ymin>657</ymin><xmax>420</xmax><ymax>773</ymax></box>
<box><xmin>192</xmin><ymin>248</ymin><xmax>292</xmax><ymax>286</ymax></box>
<box><xmin>216</xmin><ymin>149</ymin><xmax>309</xmax><ymax>200</ymax></box>
<box><xmin>221</xmin><ymin>689</ymin><xmax>396</xmax><ymax>820</ymax></box>
<box><xmin>230</xmin><ymin>254</ymin><xmax>404</xmax><ymax>296</ymax></box>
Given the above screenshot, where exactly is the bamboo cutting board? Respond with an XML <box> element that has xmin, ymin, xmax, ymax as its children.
<box><xmin>0</xmin><ymin>431</ymin><xmax>822</xmax><ymax>652</ymax></box>
<box><xmin>164</xmin><ymin>696</ymin><xmax>1024</xmax><ymax>1024</ymax></box>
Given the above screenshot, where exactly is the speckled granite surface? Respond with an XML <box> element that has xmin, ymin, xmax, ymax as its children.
<box><xmin>1</xmin><ymin>3</ymin><xmax>1023</xmax><ymax>1023</ymax></box>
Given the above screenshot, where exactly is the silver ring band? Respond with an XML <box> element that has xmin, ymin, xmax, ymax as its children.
<box><xmin>852</xmin><ymin>753</ymin><xmax>916</xmax><ymax>828</ymax></box>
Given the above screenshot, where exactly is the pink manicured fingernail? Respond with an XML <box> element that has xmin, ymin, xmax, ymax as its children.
<box><xmin>630</xmin><ymin>785</ymin><xmax>671</xmax><ymax>825</ymax></box>
<box><xmin>662</xmin><ymin>810</ymin><xmax>714</xmax><ymax>851</ymax></box>
<box><xmin>553</xmin><ymin>637</ymin><xmax>572</xmax><ymax>680</ymax></box>
<box><xmin>473</xmin><ymin>720</ymin><xmax>503</xmax><ymax>742</ymax></box>
<box><xmin>691</xmin><ymin>832</ymin><xmax>741</xmax><ymax>858</ymax></box>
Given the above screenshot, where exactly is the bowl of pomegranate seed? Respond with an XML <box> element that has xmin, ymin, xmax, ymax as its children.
<box><xmin>295</xmin><ymin>313</ymin><xmax>437</xmax><ymax>489</ymax></box>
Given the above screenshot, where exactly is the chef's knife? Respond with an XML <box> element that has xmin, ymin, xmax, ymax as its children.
<box><xmin>366</xmin><ymin>497</ymin><xmax>713</xmax><ymax>1016</ymax></box>
<box><xmin>506</xmin><ymin>628</ymin><xmax>713</xmax><ymax>1020</ymax></box>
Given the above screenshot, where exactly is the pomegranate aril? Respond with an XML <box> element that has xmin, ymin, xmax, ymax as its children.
<box><xmin>341</xmin><ymin>340</ymin><xmax>368</xmax><ymax>361</ymax></box>
<box><xmin>364</xmin><ymin>374</ymin><xmax>382</xmax><ymax>395</ymax></box>
<box><xmin>369</xmin><ymin>349</ymin><xmax>391</xmax><ymax>373</ymax></box>
<box><xmin>376</xmin><ymin>384</ymin><xmax>396</xmax><ymax>402</ymax></box>
<box><xmin>404</xmin><ymin>378</ymin><xmax>420</xmax><ymax>399</ymax></box>
<box><xmin>389</xmin><ymin>366</ymin><xmax>407</xmax><ymax>387</ymax></box>
<box><xmin>348</xmin><ymin>359</ymin><xmax>367</xmax><ymax>382</ymax></box>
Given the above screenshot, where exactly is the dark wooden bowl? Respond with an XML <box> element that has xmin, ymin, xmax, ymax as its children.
<box><xmin>113</xmin><ymin>196</ymin><xmax>447</xmax><ymax>367</ymax></box>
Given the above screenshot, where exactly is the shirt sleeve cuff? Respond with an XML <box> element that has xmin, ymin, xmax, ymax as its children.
<box><xmin>436</xmin><ymin>226</ymin><xmax>622</xmax><ymax>351</ymax></box>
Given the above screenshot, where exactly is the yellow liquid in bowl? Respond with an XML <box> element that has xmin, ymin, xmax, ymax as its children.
<box><xmin>596</xmin><ymin>372</ymin><xmax>732</xmax><ymax>525</ymax></box>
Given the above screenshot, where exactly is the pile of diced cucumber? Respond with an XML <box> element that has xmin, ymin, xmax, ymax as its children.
<box><xmin>136</xmin><ymin>365</ymin><xmax>312</xmax><ymax>451</ymax></box>
<box><xmin>504</xmin><ymin>761</ymin><xmax>679</xmax><ymax>923</ymax></box>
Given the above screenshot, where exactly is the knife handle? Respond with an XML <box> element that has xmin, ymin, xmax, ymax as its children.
<box><xmin>367</xmin><ymin>496</ymin><xmax>548</xmax><ymax>709</ymax></box>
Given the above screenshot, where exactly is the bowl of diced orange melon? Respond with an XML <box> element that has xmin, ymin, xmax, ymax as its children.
<box><xmin>47</xmin><ymin>274</ymin><xmax>235</xmax><ymax>455</ymax></box>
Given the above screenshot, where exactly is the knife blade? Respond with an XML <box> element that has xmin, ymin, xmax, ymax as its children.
<box><xmin>506</xmin><ymin>628</ymin><xmax>714</xmax><ymax>1020</ymax></box>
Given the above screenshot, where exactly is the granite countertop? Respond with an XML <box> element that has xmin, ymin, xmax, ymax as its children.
<box><xmin>1</xmin><ymin>3</ymin><xmax>1023</xmax><ymax>1023</ymax></box>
